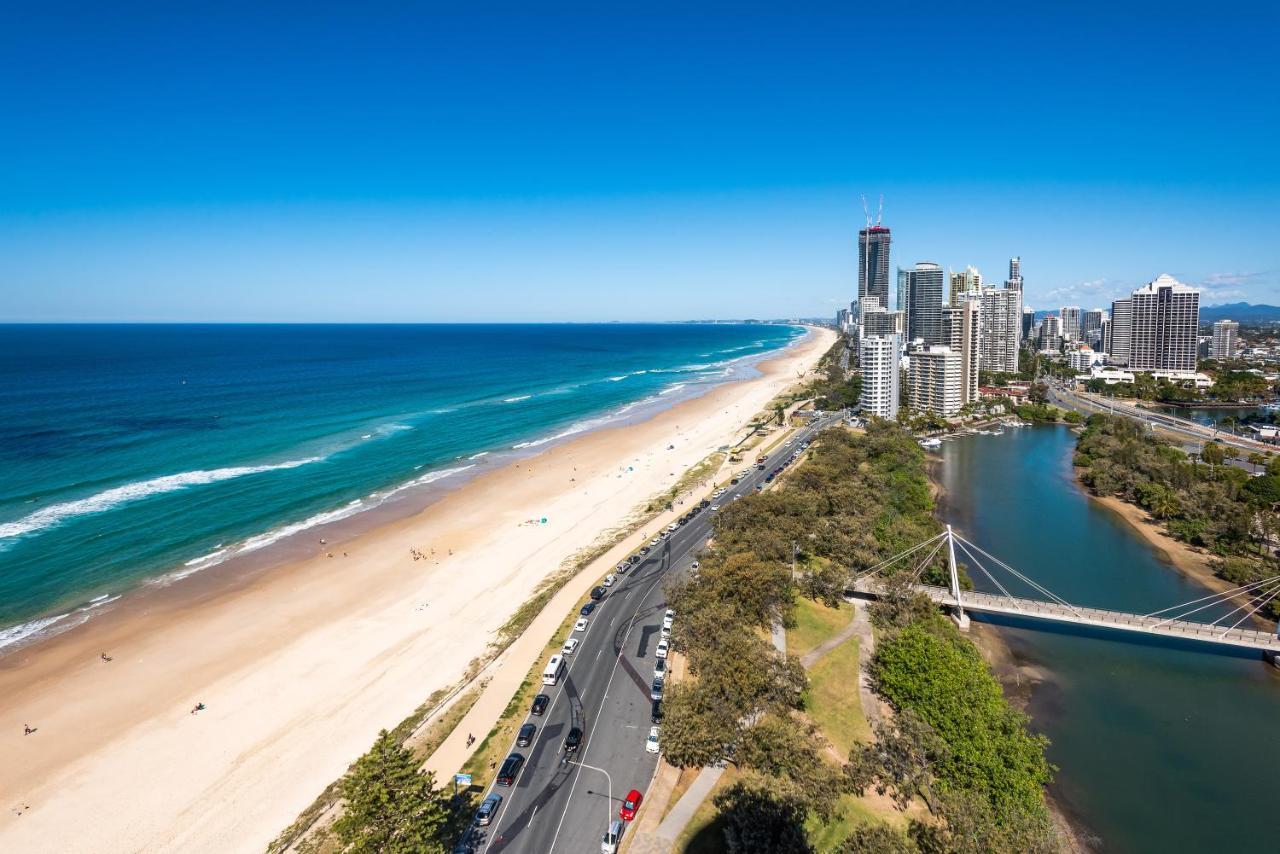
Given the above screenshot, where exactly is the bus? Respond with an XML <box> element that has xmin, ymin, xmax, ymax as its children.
<box><xmin>542</xmin><ymin>654</ymin><xmax>565</xmax><ymax>686</ymax></box>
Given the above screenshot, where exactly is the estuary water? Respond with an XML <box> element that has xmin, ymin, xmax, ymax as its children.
<box><xmin>938</xmin><ymin>426</ymin><xmax>1280</xmax><ymax>853</ymax></box>
<box><xmin>0</xmin><ymin>323</ymin><xmax>801</xmax><ymax>649</ymax></box>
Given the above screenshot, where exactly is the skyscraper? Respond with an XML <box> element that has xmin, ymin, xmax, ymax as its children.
<box><xmin>905</xmin><ymin>262</ymin><xmax>945</xmax><ymax>345</ymax></box>
<box><xmin>1082</xmin><ymin>308</ymin><xmax>1105</xmax><ymax>346</ymax></box>
<box><xmin>858</xmin><ymin>225</ymin><xmax>891</xmax><ymax>309</ymax></box>
<box><xmin>1021</xmin><ymin>306</ymin><xmax>1036</xmax><ymax>340</ymax></box>
<box><xmin>859</xmin><ymin>335</ymin><xmax>901</xmax><ymax>420</ymax></box>
<box><xmin>1039</xmin><ymin>314</ymin><xmax>1063</xmax><ymax>352</ymax></box>
<box><xmin>1211</xmin><ymin>319</ymin><xmax>1239</xmax><ymax>360</ymax></box>
<box><xmin>979</xmin><ymin>287</ymin><xmax>1021</xmax><ymax>373</ymax></box>
<box><xmin>1107</xmin><ymin>298</ymin><xmax>1132</xmax><ymax>365</ymax></box>
<box><xmin>909</xmin><ymin>347</ymin><xmax>963</xmax><ymax>416</ymax></box>
<box><xmin>896</xmin><ymin>267</ymin><xmax>910</xmax><ymax>315</ymax></box>
<box><xmin>949</xmin><ymin>265</ymin><xmax>983</xmax><ymax>306</ymax></box>
<box><xmin>941</xmin><ymin>299</ymin><xmax>980</xmax><ymax>405</ymax></box>
<box><xmin>1059</xmin><ymin>306</ymin><xmax>1082</xmax><ymax>342</ymax></box>
<box><xmin>1128</xmin><ymin>274</ymin><xmax>1200</xmax><ymax>372</ymax></box>
<box><xmin>1004</xmin><ymin>257</ymin><xmax>1023</xmax><ymax>293</ymax></box>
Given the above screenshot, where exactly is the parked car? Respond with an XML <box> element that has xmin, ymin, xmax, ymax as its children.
<box><xmin>516</xmin><ymin>722</ymin><xmax>537</xmax><ymax>747</ymax></box>
<box><xmin>638</xmin><ymin>546</ymin><xmax>650</xmax><ymax>556</ymax></box>
<box><xmin>562</xmin><ymin>638</ymin><xmax>580</xmax><ymax>655</ymax></box>
<box><xmin>653</xmin><ymin>658</ymin><xmax>667</xmax><ymax>679</ymax></box>
<box><xmin>574</xmin><ymin>617</ymin><xmax>589</xmax><ymax>632</ymax></box>
<box><xmin>496</xmin><ymin>752</ymin><xmax>525</xmax><ymax>786</ymax></box>
<box><xmin>601</xmin><ymin>819</ymin><xmax>624</xmax><ymax>854</ymax></box>
<box><xmin>650</xmin><ymin>699</ymin><xmax>663</xmax><ymax>723</ymax></box>
<box><xmin>650</xmin><ymin>678</ymin><xmax>664</xmax><ymax>700</ymax></box>
<box><xmin>475</xmin><ymin>793</ymin><xmax>502</xmax><ymax>826</ymax></box>
<box><xmin>656</xmin><ymin>639</ymin><xmax>670</xmax><ymax>659</ymax></box>
<box><xmin>602</xmin><ymin>573</ymin><xmax>616</xmax><ymax>587</ymax></box>
<box><xmin>590</xmin><ymin>586</ymin><xmax>606</xmax><ymax>601</ymax></box>
<box><xmin>580</xmin><ymin>601</ymin><xmax>596</xmax><ymax>616</ymax></box>
<box><xmin>619</xmin><ymin>789</ymin><xmax>644</xmax><ymax>821</ymax></box>
<box><xmin>709</xmin><ymin>504</ymin><xmax>719</xmax><ymax>512</ymax></box>
<box><xmin>564</xmin><ymin>726</ymin><xmax>583</xmax><ymax>755</ymax></box>
<box><xmin>662</xmin><ymin>612</ymin><xmax>674</xmax><ymax>630</ymax></box>
<box><xmin>660</xmin><ymin>624</ymin><xmax>671</xmax><ymax>639</ymax></box>
<box><xmin>646</xmin><ymin>726</ymin><xmax>660</xmax><ymax>754</ymax></box>
<box><xmin>531</xmin><ymin>694</ymin><xmax>549</xmax><ymax>716</ymax></box>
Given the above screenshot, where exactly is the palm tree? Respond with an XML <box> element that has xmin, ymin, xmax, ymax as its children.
<box><xmin>1249</xmin><ymin>452</ymin><xmax>1265</xmax><ymax>474</ymax></box>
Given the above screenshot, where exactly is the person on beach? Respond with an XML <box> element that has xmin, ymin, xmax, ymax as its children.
<box><xmin>191</xmin><ymin>703</ymin><xmax>205</xmax><ymax>715</ymax></box>
<box><xmin>100</xmin><ymin>652</ymin><xmax>112</xmax><ymax>662</ymax></box>
<box><xmin>23</xmin><ymin>724</ymin><xmax>35</xmax><ymax>735</ymax></box>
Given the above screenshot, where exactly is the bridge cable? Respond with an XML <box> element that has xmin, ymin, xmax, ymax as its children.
<box><xmin>1146</xmin><ymin>576</ymin><xmax>1280</xmax><ymax>629</ymax></box>
<box><xmin>953</xmin><ymin>539</ymin><xmax>1023</xmax><ymax>611</ymax></box>
<box><xmin>1216</xmin><ymin>584</ymin><xmax>1280</xmax><ymax>638</ymax></box>
<box><xmin>952</xmin><ymin>533</ymin><xmax>1083</xmax><ymax>616</ymax></box>
<box><xmin>856</xmin><ymin>531</ymin><xmax>948</xmax><ymax>579</ymax></box>
<box><xmin>1204</xmin><ymin>578</ymin><xmax>1280</xmax><ymax>635</ymax></box>
<box><xmin>907</xmin><ymin>538</ymin><xmax>949</xmax><ymax>582</ymax></box>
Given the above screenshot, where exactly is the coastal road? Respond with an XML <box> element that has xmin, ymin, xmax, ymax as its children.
<box><xmin>462</xmin><ymin>413</ymin><xmax>840</xmax><ymax>854</ymax></box>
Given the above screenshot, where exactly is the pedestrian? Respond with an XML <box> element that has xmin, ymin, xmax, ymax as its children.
<box><xmin>23</xmin><ymin>724</ymin><xmax>34</xmax><ymax>736</ymax></box>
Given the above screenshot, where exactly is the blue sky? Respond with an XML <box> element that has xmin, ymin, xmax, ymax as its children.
<box><xmin>2</xmin><ymin>1</ymin><xmax>1277</xmax><ymax>321</ymax></box>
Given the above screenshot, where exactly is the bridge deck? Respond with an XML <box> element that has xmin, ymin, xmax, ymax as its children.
<box><xmin>851</xmin><ymin>579</ymin><xmax>1280</xmax><ymax>654</ymax></box>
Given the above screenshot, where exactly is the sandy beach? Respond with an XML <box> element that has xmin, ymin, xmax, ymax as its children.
<box><xmin>0</xmin><ymin>326</ymin><xmax>835</xmax><ymax>853</ymax></box>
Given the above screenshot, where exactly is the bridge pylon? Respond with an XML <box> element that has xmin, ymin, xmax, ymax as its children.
<box><xmin>946</xmin><ymin>525</ymin><xmax>969</xmax><ymax>631</ymax></box>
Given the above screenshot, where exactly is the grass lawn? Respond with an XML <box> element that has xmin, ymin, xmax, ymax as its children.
<box><xmin>674</xmin><ymin>766</ymin><xmax>740</xmax><ymax>854</ymax></box>
<box><xmin>787</xmin><ymin>595</ymin><xmax>853</xmax><ymax>659</ymax></box>
<box><xmin>804</xmin><ymin>633</ymin><xmax>869</xmax><ymax>757</ymax></box>
<box><xmin>805</xmin><ymin>791</ymin><xmax>890</xmax><ymax>852</ymax></box>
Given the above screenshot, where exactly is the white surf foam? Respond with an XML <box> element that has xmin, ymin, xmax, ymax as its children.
<box><xmin>0</xmin><ymin>457</ymin><xmax>324</xmax><ymax>543</ymax></box>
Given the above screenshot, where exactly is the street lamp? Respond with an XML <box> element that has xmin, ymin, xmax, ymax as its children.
<box><xmin>569</xmin><ymin>759</ymin><xmax>614</xmax><ymax>830</ymax></box>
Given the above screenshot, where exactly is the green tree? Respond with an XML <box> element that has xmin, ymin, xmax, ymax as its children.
<box><xmin>839</xmin><ymin>824</ymin><xmax>918</xmax><ymax>853</ymax></box>
<box><xmin>845</xmin><ymin>709</ymin><xmax>949</xmax><ymax>814</ymax></box>
<box><xmin>333</xmin><ymin>729</ymin><xmax>450</xmax><ymax>854</ymax></box>
<box><xmin>713</xmin><ymin>778</ymin><xmax>814</xmax><ymax>854</ymax></box>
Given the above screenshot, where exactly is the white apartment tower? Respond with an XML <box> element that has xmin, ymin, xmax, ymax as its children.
<box><xmin>1128</xmin><ymin>274</ymin><xmax>1200</xmax><ymax>372</ymax></box>
<box><xmin>941</xmin><ymin>300</ymin><xmax>981</xmax><ymax>405</ymax></box>
<box><xmin>979</xmin><ymin>286</ymin><xmax>1021</xmax><ymax>373</ymax></box>
<box><xmin>1005</xmin><ymin>256</ymin><xmax>1023</xmax><ymax>293</ymax></box>
<box><xmin>909</xmin><ymin>346</ymin><xmax>963</xmax><ymax>416</ymax></box>
<box><xmin>1059</xmin><ymin>306</ymin><xmax>1083</xmax><ymax>342</ymax></box>
<box><xmin>859</xmin><ymin>335</ymin><xmax>901</xmax><ymax>420</ymax></box>
<box><xmin>1211</xmin><ymin>319</ymin><xmax>1239</xmax><ymax>360</ymax></box>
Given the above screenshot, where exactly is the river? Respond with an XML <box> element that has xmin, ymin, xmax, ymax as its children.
<box><xmin>937</xmin><ymin>425</ymin><xmax>1280</xmax><ymax>853</ymax></box>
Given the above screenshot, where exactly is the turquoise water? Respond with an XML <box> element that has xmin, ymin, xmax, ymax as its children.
<box><xmin>0</xmin><ymin>323</ymin><xmax>802</xmax><ymax>648</ymax></box>
<box><xmin>939</xmin><ymin>427</ymin><xmax>1280</xmax><ymax>852</ymax></box>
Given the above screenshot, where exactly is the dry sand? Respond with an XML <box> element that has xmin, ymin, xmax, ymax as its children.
<box><xmin>0</xmin><ymin>327</ymin><xmax>835</xmax><ymax>853</ymax></box>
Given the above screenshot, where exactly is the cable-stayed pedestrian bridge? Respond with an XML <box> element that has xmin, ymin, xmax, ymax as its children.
<box><xmin>848</xmin><ymin>527</ymin><xmax>1280</xmax><ymax>657</ymax></box>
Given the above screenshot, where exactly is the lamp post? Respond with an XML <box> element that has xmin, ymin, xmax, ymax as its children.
<box><xmin>569</xmin><ymin>759</ymin><xmax>614</xmax><ymax>829</ymax></box>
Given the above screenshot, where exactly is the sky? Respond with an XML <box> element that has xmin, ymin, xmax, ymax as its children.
<box><xmin>1</xmin><ymin>1</ymin><xmax>1278</xmax><ymax>322</ymax></box>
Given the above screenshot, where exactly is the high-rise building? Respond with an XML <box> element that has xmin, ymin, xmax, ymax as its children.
<box><xmin>904</xmin><ymin>262</ymin><xmax>945</xmax><ymax>345</ymax></box>
<box><xmin>859</xmin><ymin>335</ymin><xmax>901</xmax><ymax>420</ymax></box>
<box><xmin>1022</xmin><ymin>306</ymin><xmax>1036</xmax><ymax>340</ymax></box>
<box><xmin>1107</xmin><ymin>298</ymin><xmax>1132</xmax><ymax>365</ymax></box>
<box><xmin>1128</xmin><ymin>274</ymin><xmax>1200</xmax><ymax>372</ymax></box>
<box><xmin>979</xmin><ymin>286</ymin><xmax>1021</xmax><ymax>374</ymax></box>
<box><xmin>909</xmin><ymin>346</ymin><xmax>963</xmax><ymax>416</ymax></box>
<box><xmin>941</xmin><ymin>299</ymin><xmax>980</xmax><ymax>405</ymax></box>
<box><xmin>858</xmin><ymin>225</ymin><xmax>892</xmax><ymax>309</ymax></box>
<box><xmin>949</xmin><ymin>265</ymin><xmax>983</xmax><ymax>306</ymax></box>
<box><xmin>1082</xmin><ymin>308</ymin><xmax>1105</xmax><ymax>339</ymax></box>
<box><xmin>1211</xmin><ymin>319</ymin><xmax>1239</xmax><ymax>360</ymax></box>
<box><xmin>1039</xmin><ymin>314</ymin><xmax>1063</xmax><ymax>352</ymax></box>
<box><xmin>1004</xmin><ymin>257</ymin><xmax>1023</xmax><ymax>293</ymax></box>
<box><xmin>1059</xmin><ymin>306</ymin><xmax>1082</xmax><ymax>342</ymax></box>
<box><xmin>861</xmin><ymin>297</ymin><xmax>905</xmax><ymax>338</ymax></box>
<box><xmin>896</xmin><ymin>268</ymin><xmax>910</xmax><ymax>314</ymax></box>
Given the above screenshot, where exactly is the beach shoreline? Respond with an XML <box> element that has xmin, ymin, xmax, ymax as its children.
<box><xmin>0</xmin><ymin>326</ymin><xmax>835</xmax><ymax>854</ymax></box>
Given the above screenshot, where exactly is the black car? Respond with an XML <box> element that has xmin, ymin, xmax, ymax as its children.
<box><xmin>650</xmin><ymin>699</ymin><xmax>663</xmax><ymax>723</ymax></box>
<box><xmin>475</xmin><ymin>793</ymin><xmax>502</xmax><ymax>826</ymax></box>
<box><xmin>516</xmin><ymin>722</ymin><xmax>537</xmax><ymax>747</ymax></box>
<box><xmin>580</xmin><ymin>601</ymin><xmax>596</xmax><ymax>617</ymax></box>
<box><xmin>531</xmin><ymin>694</ymin><xmax>549</xmax><ymax>716</ymax></box>
<box><xmin>589</xmin><ymin>586</ymin><xmax>606</xmax><ymax>601</ymax></box>
<box><xmin>627</xmin><ymin>554</ymin><xmax>640</xmax><ymax>565</ymax></box>
<box><xmin>563</xmin><ymin>726</ymin><xmax>582</xmax><ymax>755</ymax></box>
<box><xmin>496</xmin><ymin>752</ymin><xmax>525</xmax><ymax>786</ymax></box>
<box><xmin>730</xmin><ymin>477</ymin><xmax>739</xmax><ymax>485</ymax></box>
<box><xmin>639</xmin><ymin>546</ymin><xmax>650</xmax><ymax>555</ymax></box>
<box><xmin>698</xmin><ymin>499</ymin><xmax>710</xmax><ymax>508</ymax></box>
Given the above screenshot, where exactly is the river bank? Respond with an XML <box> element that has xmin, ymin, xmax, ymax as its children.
<box><xmin>0</xmin><ymin>327</ymin><xmax>835</xmax><ymax>854</ymax></box>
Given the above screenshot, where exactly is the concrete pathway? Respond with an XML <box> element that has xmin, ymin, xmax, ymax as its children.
<box><xmin>771</xmin><ymin>618</ymin><xmax>787</xmax><ymax>654</ymax></box>
<box><xmin>849</xmin><ymin>599</ymin><xmax>889</xmax><ymax>730</ymax></box>
<box><xmin>629</xmin><ymin>763</ymin><xmax>726</xmax><ymax>853</ymax></box>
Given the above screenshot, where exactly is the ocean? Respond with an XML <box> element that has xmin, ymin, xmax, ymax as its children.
<box><xmin>0</xmin><ymin>323</ymin><xmax>803</xmax><ymax>649</ymax></box>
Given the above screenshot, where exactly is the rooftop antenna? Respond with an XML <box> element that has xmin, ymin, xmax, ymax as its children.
<box><xmin>860</xmin><ymin>194</ymin><xmax>872</xmax><ymax>228</ymax></box>
<box><xmin>877</xmin><ymin>194</ymin><xmax>884</xmax><ymax>226</ymax></box>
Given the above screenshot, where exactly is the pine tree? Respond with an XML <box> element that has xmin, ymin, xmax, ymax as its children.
<box><xmin>333</xmin><ymin>729</ymin><xmax>449</xmax><ymax>853</ymax></box>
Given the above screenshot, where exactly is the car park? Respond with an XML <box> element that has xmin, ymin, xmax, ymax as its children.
<box><xmin>562</xmin><ymin>638</ymin><xmax>580</xmax><ymax>655</ymax></box>
<box><xmin>530</xmin><ymin>694</ymin><xmax>549</xmax><ymax>715</ymax></box>
<box><xmin>646</xmin><ymin>726</ymin><xmax>661</xmax><ymax>754</ymax></box>
<box><xmin>656</xmin><ymin>639</ymin><xmax>670</xmax><ymax>658</ymax></box>
<box><xmin>516</xmin><ymin>722</ymin><xmax>537</xmax><ymax>747</ymax></box>
<box><xmin>580</xmin><ymin>601</ymin><xmax>596</xmax><ymax>616</ymax></box>
<box><xmin>475</xmin><ymin>793</ymin><xmax>502</xmax><ymax>826</ymax></box>
<box><xmin>619</xmin><ymin>789</ymin><xmax>644</xmax><ymax>821</ymax></box>
<box><xmin>574</xmin><ymin>618</ymin><xmax>589</xmax><ymax>632</ymax></box>
<box><xmin>496</xmin><ymin>752</ymin><xmax>525</xmax><ymax>786</ymax></box>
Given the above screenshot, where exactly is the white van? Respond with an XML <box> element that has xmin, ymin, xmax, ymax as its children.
<box><xmin>601</xmin><ymin>819</ymin><xmax>624</xmax><ymax>853</ymax></box>
<box><xmin>542</xmin><ymin>654</ymin><xmax>565</xmax><ymax>686</ymax></box>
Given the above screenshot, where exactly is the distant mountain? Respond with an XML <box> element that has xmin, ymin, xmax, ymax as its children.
<box><xmin>1200</xmin><ymin>303</ymin><xmax>1280</xmax><ymax>324</ymax></box>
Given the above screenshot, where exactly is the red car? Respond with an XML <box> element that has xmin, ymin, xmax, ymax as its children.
<box><xmin>619</xmin><ymin>788</ymin><xmax>643</xmax><ymax>821</ymax></box>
